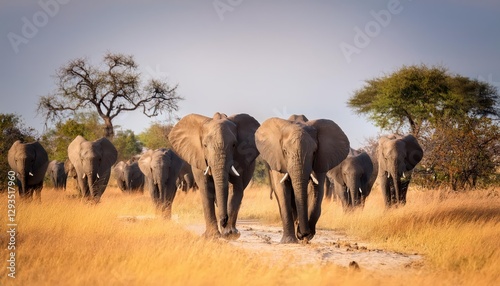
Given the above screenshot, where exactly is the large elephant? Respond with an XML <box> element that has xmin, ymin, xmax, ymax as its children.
<box><xmin>113</xmin><ymin>160</ymin><xmax>145</xmax><ymax>193</ymax></box>
<box><xmin>67</xmin><ymin>135</ymin><xmax>118</xmax><ymax>203</ymax></box>
<box><xmin>46</xmin><ymin>160</ymin><xmax>68</xmax><ymax>190</ymax></box>
<box><xmin>377</xmin><ymin>134</ymin><xmax>423</xmax><ymax>207</ymax></box>
<box><xmin>8</xmin><ymin>140</ymin><xmax>49</xmax><ymax>201</ymax></box>
<box><xmin>326</xmin><ymin>149</ymin><xmax>375</xmax><ymax>211</ymax></box>
<box><xmin>255</xmin><ymin>115</ymin><xmax>350</xmax><ymax>243</ymax></box>
<box><xmin>138</xmin><ymin>148</ymin><xmax>185</xmax><ymax>218</ymax></box>
<box><xmin>168</xmin><ymin>113</ymin><xmax>260</xmax><ymax>239</ymax></box>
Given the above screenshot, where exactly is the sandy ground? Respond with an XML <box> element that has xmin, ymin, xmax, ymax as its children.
<box><xmin>184</xmin><ymin>219</ymin><xmax>423</xmax><ymax>273</ymax></box>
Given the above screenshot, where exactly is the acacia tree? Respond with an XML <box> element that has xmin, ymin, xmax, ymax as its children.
<box><xmin>348</xmin><ymin>65</ymin><xmax>498</xmax><ymax>137</ymax></box>
<box><xmin>349</xmin><ymin>64</ymin><xmax>500</xmax><ymax>189</ymax></box>
<box><xmin>37</xmin><ymin>52</ymin><xmax>183</xmax><ymax>138</ymax></box>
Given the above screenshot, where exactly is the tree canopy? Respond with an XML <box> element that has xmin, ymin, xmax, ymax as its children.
<box><xmin>137</xmin><ymin>122</ymin><xmax>172</xmax><ymax>150</ymax></box>
<box><xmin>37</xmin><ymin>52</ymin><xmax>183</xmax><ymax>138</ymax></box>
<box><xmin>348</xmin><ymin>65</ymin><xmax>499</xmax><ymax>136</ymax></box>
<box><xmin>348</xmin><ymin>64</ymin><xmax>500</xmax><ymax>190</ymax></box>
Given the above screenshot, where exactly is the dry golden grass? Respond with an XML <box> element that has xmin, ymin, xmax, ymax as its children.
<box><xmin>0</xmin><ymin>181</ymin><xmax>499</xmax><ymax>285</ymax></box>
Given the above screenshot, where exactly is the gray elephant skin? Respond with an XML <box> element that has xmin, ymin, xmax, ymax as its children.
<box><xmin>8</xmin><ymin>140</ymin><xmax>49</xmax><ymax>201</ymax></box>
<box><xmin>176</xmin><ymin>162</ymin><xmax>197</xmax><ymax>192</ymax></box>
<box><xmin>138</xmin><ymin>148</ymin><xmax>185</xmax><ymax>218</ymax></box>
<box><xmin>47</xmin><ymin>160</ymin><xmax>68</xmax><ymax>190</ymax></box>
<box><xmin>326</xmin><ymin>150</ymin><xmax>375</xmax><ymax>211</ymax></box>
<box><xmin>113</xmin><ymin>160</ymin><xmax>145</xmax><ymax>193</ymax></box>
<box><xmin>68</xmin><ymin>135</ymin><xmax>118</xmax><ymax>203</ymax></box>
<box><xmin>168</xmin><ymin>113</ymin><xmax>260</xmax><ymax>239</ymax></box>
<box><xmin>255</xmin><ymin>115</ymin><xmax>350</xmax><ymax>243</ymax></box>
<box><xmin>377</xmin><ymin>134</ymin><xmax>423</xmax><ymax>207</ymax></box>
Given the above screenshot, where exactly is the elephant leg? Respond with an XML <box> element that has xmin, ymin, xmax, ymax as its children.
<box><xmin>306</xmin><ymin>173</ymin><xmax>325</xmax><ymax>240</ymax></box>
<box><xmin>193</xmin><ymin>169</ymin><xmax>220</xmax><ymax>238</ymax></box>
<box><xmin>223</xmin><ymin>181</ymin><xmax>243</xmax><ymax>240</ymax></box>
<box><xmin>270</xmin><ymin>170</ymin><xmax>297</xmax><ymax>244</ymax></box>
<box><xmin>399</xmin><ymin>177</ymin><xmax>410</xmax><ymax>205</ymax></box>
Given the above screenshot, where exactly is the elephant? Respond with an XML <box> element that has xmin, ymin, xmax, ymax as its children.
<box><xmin>168</xmin><ymin>112</ymin><xmax>260</xmax><ymax>239</ymax></box>
<box><xmin>138</xmin><ymin>148</ymin><xmax>184</xmax><ymax>218</ymax></box>
<box><xmin>8</xmin><ymin>140</ymin><xmax>49</xmax><ymax>201</ymax></box>
<box><xmin>67</xmin><ymin>135</ymin><xmax>118</xmax><ymax>203</ymax></box>
<box><xmin>112</xmin><ymin>160</ymin><xmax>145</xmax><ymax>193</ymax></box>
<box><xmin>46</xmin><ymin>160</ymin><xmax>68</xmax><ymax>190</ymax></box>
<box><xmin>255</xmin><ymin>115</ymin><xmax>350</xmax><ymax>243</ymax></box>
<box><xmin>176</xmin><ymin>162</ymin><xmax>197</xmax><ymax>192</ymax></box>
<box><xmin>326</xmin><ymin>149</ymin><xmax>375</xmax><ymax>211</ymax></box>
<box><xmin>377</xmin><ymin>134</ymin><xmax>423</xmax><ymax>207</ymax></box>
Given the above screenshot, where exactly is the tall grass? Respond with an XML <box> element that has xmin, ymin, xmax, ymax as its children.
<box><xmin>0</xmin><ymin>183</ymin><xmax>498</xmax><ymax>285</ymax></box>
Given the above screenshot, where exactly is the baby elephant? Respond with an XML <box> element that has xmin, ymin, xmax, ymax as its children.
<box><xmin>138</xmin><ymin>148</ymin><xmax>184</xmax><ymax>219</ymax></box>
<box><xmin>8</xmin><ymin>140</ymin><xmax>49</xmax><ymax>201</ymax></box>
<box><xmin>327</xmin><ymin>150</ymin><xmax>375</xmax><ymax>211</ymax></box>
<box><xmin>113</xmin><ymin>160</ymin><xmax>145</xmax><ymax>193</ymax></box>
<box><xmin>47</xmin><ymin>160</ymin><xmax>68</xmax><ymax>190</ymax></box>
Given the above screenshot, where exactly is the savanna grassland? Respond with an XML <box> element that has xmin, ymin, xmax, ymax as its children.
<box><xmin>0</xmin><ymin>180</ymin><xmax>499</xmax><ymax>286</ymax></box>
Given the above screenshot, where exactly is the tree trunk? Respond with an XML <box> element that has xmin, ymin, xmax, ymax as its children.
<box><xmin>103</xmin><ymin>116</ymin><xmax>114</xmax><ymax>139</ymax></box>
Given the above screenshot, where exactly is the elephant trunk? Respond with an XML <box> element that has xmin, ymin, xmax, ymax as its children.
<box><xmin>212</xmin><ymin>159</ymin><xmax>229</xmax><ymax>230</ymax></box>
<box><xmin>390</xmin><ymin>165</ymin><xmax>402</xmax><ymax>205</ymax></box>
<box><xmin>345</xmin><ymin>174</ymin><xmax>361</xmax><ymax>208</ymax></box>
<box><xmin>290</xmin><ymin>165</ymin><xmax>311</xmax><ymax>240</ymax></box>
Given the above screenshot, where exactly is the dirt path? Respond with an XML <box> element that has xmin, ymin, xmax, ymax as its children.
<box><xmin>185</xmin><ymin>219</ymin><xmax>423</xmax><ymax>272</ymax></box>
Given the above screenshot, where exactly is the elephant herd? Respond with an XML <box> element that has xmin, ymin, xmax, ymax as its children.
<box><xmin>7</xmin><ymin>112</ymin><xmax>423</xmax><ymax>244</ymax></box>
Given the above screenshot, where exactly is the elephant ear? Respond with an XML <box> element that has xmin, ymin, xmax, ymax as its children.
<box><xmin>167</xmin><ymin>150</ymin><xmax>185</xmax><ymax>181</ymax></box>
<box><xmin>47</xmin><ymin>160</ymin><xmax>56</xmax><ymax>176</ymax></box>
<box><xmin>68</xmin><ymin>135</ymin><xmax>87</xmax><ymax>173</ymax></box>
<box><xmin>307</xmin><ymin>119</ymin><xmax>350</xmax><ymax>173</ymax></box>
<box><xmin>255</xmin><ymin>118</ymin><xmax>288</xmax><ymax>172</ymax></box>
<box><xmin>168</xmin><ymin>114</ymin><xmax>210</xmax><ymax>171</ymax></box>
<box><xmin>228</xmin><ymin>114</ymin><xmax>261</xmax><ymax>170</ymax></box>
<box><xmin>95</xmin><ymin>137</ymin><xmax>118</xmax><ymax>174</ymax></box>
<box><xmin>7</xmin><ymin>140</ymin><xmax>22</xmax><ymax>171</ymax></box>
<box><xmin>28</xmin><ymin>141</ymin><xmax>49</xmax><ymax>182</ymax></box>
<box><xmin>402</xmin><ymin>135</ymin><xmax>423</xmax><ymax>170</ymax></box>
<box><xmin>113</xmin><ymin>161</ymin><xmax>126</xmax><ymax>179</ymax></box>
<box><xmin>138</xmin><ymin>150</ymin><xmax>154</xmax><ymax>178</ymax></box>
<box><xmin>288</xmin><ymin>114</ymin><xmax>309</xmax><ymax>123</ymax></box>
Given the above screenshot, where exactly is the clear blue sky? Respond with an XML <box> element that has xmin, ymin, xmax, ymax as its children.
<box><xmin>1</xmin><ymin>0</ymin><xmax>499</xmax><ymax>148</ymax></box>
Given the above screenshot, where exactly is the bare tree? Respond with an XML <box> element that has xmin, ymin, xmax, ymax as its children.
<box><xmin>37</xmin><ymin>52</ymin><xmax>183</xmax><ymax>138</ymax></box>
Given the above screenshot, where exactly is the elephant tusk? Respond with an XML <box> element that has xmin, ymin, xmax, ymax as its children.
<box><xmin>279</xmin><ymin>173</ymin><xmax>289</xmax><ymax>184</ymax></box>
<box><xmin>310</xmin><ymin>173</ymin><xmax>319</xmax><ymax>185</ymax></box>
<box><xmin>231</xmin><ymin>165</ymin><xmax>240</xmax><ymax>177</ymax></box>
<box><xmin>82</xmin><ymin>173</ymin><xmax>86</xmax><ymax>179</ymax></box>
<box><xmin>359</xmin><ymin>188</ymin><xmax>363</xmax><ymax>194</ymax></box>
<box><xmin>387</xmin><ymin>173</ymin><xmax>390</xmax><ymax>178</ymax></box>
<box><xmin>402</xmin><ymin>172</ymin><xmax>406</xmax><ymax>179</ymax></box>
<box><xmin>29</xmin><ymin>172</ymin><xmax>34</xmax><ymax>176</ymax></box>
<box><xmin>204</xmin><ymin>166</ymin><xmax>210</xmax><ymax>176</ymax></box>
<box><xmin>97</xmin><ymin>173</ymin><xmax>100</xmax><ymax>179</ymax></box>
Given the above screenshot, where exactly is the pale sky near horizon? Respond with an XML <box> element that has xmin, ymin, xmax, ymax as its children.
<box><xmin>1</xmin><ymin>0</ymin><xmax>499</xmax><ymax>148</ymax></box>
